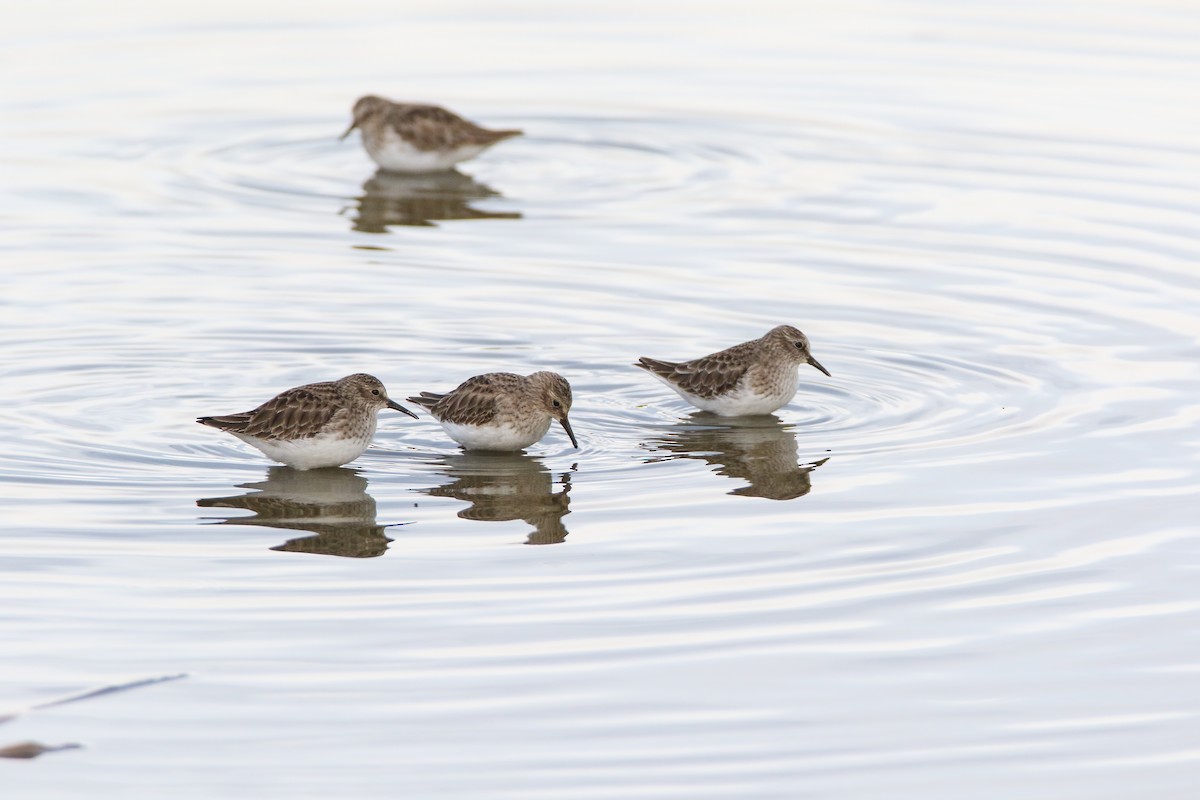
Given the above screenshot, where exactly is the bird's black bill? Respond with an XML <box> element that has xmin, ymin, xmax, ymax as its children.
<box><xmin>338</xmin><ymin>122</ymin><xmax>357</xmax><ymax>141</ymax></box>
<box><xmin>559</xmin><ymin>416</ymin><xmax>579</xmax><ymax>449</ymax></box>
<box><xmin>807</xmin><ymin>355</ymin><xmax>832</xmax><ymax>377</ymax></box>
<box><xmin>387</xmin><ymin>399</ymin><xmax>420</xmax><ymax>419</ymax></box>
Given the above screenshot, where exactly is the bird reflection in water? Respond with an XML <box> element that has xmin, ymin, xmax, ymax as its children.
<box><xmin>197</xmin><ymin>467</ymin><xmax>396</xmax><ymax>557</ymax></box>
<box><xmin>346</xmin><ymin>169</ymin><xmax>521</xmax><ymax>231</ymax></box>
<box><xmin>420</xmin><ymin>452</ymin><xmax>573</xmax><ymax>545</ymax></box>
<box><xmin>645</xmin><ymin>415</ymin><xmax>828</xmax><ymax>500</ymax></box>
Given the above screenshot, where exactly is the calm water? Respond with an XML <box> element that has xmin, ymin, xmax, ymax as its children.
<box><xmin>3</xmin><ymin>1</ymin><xmax>1200</xmax><ymax>796</ymax></box>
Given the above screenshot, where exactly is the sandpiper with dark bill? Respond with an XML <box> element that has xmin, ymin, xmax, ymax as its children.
<box><xmin>197</xmin><ymin>373</ymin><xmax>418</xmax><ymax>470</ymax></box>
<box><xmin>407</xmin><ymin>372</ymin><xmax>578</xmax><ymax>452</ymax></box>
<box><xmin>635</xmin><ymin>325</ymin><xmax>831</xmax><ymax>416</ymax></box>
<box><xmin>340</xmin><ymin>95</ymin><xmax>522</xmax><ymax>173</ymax></box>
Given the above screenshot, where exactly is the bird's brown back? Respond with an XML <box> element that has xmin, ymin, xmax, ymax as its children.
<box><xmin>197</xmin><ymin>381</ymin><xmax>343</xmax><ymax>440</ymax></box>
<box><xmin>385</xmin><ymin>104</ymin><xmax>522</xmax><ymax>150</ymax></box>
<box><xmin>407</xmin><ymin>372</ymin><xmax>530</xmax><ymax>425</ymax></box>
<box><xmin>636</xmin><ymin>338</ymin><xmax>761</xmax><ymax>399</ymax></box>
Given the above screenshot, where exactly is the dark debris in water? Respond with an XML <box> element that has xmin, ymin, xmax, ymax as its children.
<box><xmin>1</xmin><ymin>673</ymin><xmax>186</xmax><ymax>759</ymax></box>
<box><xmin>0</xmin><ymin>741</ymin><xmax>82</xmax><ymax>760</ymax></box>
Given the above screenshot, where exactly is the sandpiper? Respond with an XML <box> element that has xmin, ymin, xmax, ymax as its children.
<box><xmin>635</xmin><ymin>325</ymin><xmax>831</xmax><ymax>416</ymax></box>
<box><xmin>197</xmin><ymin>373</ymin><xmax>418</xmax><ymax>470</ymax></box>
<box><xmin>407</xmin><ymin>371</ymin><xmax>578</xmax><ymax>451</ymax></box>
<box><xmin>340</xmin><ymin>95</ymin><xmax>522</xmax><ymax>173</ymax></box>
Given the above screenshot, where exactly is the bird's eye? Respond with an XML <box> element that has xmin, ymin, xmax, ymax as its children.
<box><xmin>794</xmin><ymin>341</ymin><xmax>805</xmax><ymax>349</ymax></box>
<box><xmin>552</xmin><ymin>400</ymin><xmax>562</xmax><ymax>408</ymax></box>
<box><xmin>371</xmin><ymin>389</ymin><xmax>380</xmax><ymax>396</ymax></box>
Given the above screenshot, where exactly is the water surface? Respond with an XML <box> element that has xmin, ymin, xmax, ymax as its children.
<box><xmin>2</xmin><ymin>1</ymin><xmax>1199</xmax><ymax>797</ymax></box>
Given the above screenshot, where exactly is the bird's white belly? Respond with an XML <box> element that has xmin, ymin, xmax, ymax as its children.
<box><xmin>235</xmin><ymin>431</ymin><xmax>371</xmax><ymax>470</ymax></box>
<box><xmin>441</xmin><ymin>419</ymin><xmax>549</xmax><ymax>451</ymax></box>
<box><xmin>366</xmin><ymin>133</ymin><xmax>487</xmax><ymax>173</ymax></box>
<box><xmin>655</xmin><ymin>372</ymin><xmax>800</xmax><ymax>416</ymax></box>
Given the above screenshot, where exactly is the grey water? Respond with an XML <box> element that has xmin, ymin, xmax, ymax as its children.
<box><xmin>2</xmin><ymin>0</ymin><xmax>1199</xmax><ymax>797</ymax></box>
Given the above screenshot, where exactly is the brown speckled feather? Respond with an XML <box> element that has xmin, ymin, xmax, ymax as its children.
<box><xmin>636</xmin><ymin>339</ymin><xmax>759</xmax><ymax>399</ymax></box>
<box><xmin>408</xmin><ymin>373</ymin><xmax>525</xmax><ymax>426</ymax></box>
<box><xmin>385</xmin><ymin>104</ymin><xmax>521</xmax><ymax>151</ymax></box>
<box><xmin>198</xmin><ymin>382</ymin><xmax>342</xmax><ymax>441</ymax></box>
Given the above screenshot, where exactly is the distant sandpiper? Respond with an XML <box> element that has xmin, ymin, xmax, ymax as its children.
<box><xmin>407</xmin><ymin>371</ymin><xmax>578</xmax><ymax>451</ymax></box>
<box><xmin>340</xmin><ymin>95</ymin><xmax>522</xmax><ymax>173</ymax></box>
<box><xmin>636</xmin><ymin>325</ymin><xmax>831</xmax><ymax>416</ymax></box>
<box><xmin>197</xmin><ymin>373</ymin><xmax>418</xmax><ymax>470</ymax></box>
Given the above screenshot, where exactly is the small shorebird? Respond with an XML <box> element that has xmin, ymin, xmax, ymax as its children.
<box><xmin>636</xmin><ymin>325</ymin><xmax>831</xmax><ymax>416</ymax></box>
<box><xmin>407</xmin><ymin>371</ymin><xmax>578</xmax><ymax>451</ymax></box>
<box><xmin>197</xmin><ymin>373</ymin><xmax>418</xmax><ymax>470</ymax></box>
<box><xmin>340</xmin><ymin>95</ymin><xmax>522</xmax><ymax>173</ymax></box>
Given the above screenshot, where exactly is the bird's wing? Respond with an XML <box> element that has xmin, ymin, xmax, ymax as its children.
<box><xmin>426</xmin><ymin>373</ymin><xmax>519</xmax><ymax>425</ymax></box>
<box><xmin>405</xmin><ymin>391</ymin><xmax>446</xmax><ymax>411</ymax></box>
<box><xmin>200</xmin><ymin>385</ymin><xmax>339</xmax><ymax>440</ymax></box>
<box><xmin>637</xmin><ymin>341</ymin><xmax>755</xmax><ymax>399</ymax></box>
<box><xmin>392</xmin><ymin>104</ymin><xmax>521</xmax><ymax>149</ymax></box>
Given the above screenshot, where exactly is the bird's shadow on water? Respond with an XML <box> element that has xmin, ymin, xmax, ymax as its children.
<box><xmin>342</xmin><ymin>168</ymin><xmax>521</xmax><ymax>232</ymax></box>
<box><xmin>196</xmin><ymin>467</ymin><xmax>397</xmax><ymax>558</ymax></box>
<box><xmin>642</xmin><ymin>413</ymin><xmax>829</xmax><ymax>501</ymax></box>
<box><xmin>415</xmin><ymin>451</ymin><xmax>575</xmax><ymax>545</ymax></box>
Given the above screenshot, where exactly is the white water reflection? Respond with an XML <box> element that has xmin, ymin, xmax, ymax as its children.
<box><xmin>197</xmin><ymin>467</ymin><xmax>396</xmax><ymax>558</ymax></box>
<box><xmin>347</xmin><ymin>169</ymin><xmax>521</xmax><ymax>231</ymax></box>
<box><xmin>644</xmin><ymin>416</ymin><xmax>828</xmax><ymax>500</ymax></box>
<box><xmin>418</xmin><ymin>452</ymin><xmax>573</xmax><ymax>545</ymax></box>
